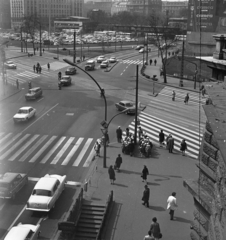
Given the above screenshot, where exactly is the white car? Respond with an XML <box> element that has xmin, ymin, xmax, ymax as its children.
<box><xmin>109</xmin><ymin>57</ymin><xmax>117</xmax><ymax>63</ymax></box>
<box><xmin>4</xmin><ymin>61</ymin><xmax>17</xmax><ymax>69</ymax></box>
<box><xmin>96</xmin><ymin>55</ymin><xmax>106</xmax><ymax>63</ymax></box>
<box><xmin>139</xmin><ymin>48</ymin><xmax>145</xmax><ymax>53</ymax></box>
<box><xmin>26</xmin><ymin>174</ymin><xmax>67</xmax><ymax>212</ymax></box>
<box><xmin>100</xmin><ymin>60</ymin><xmax>109</xmax><ymax>68</ymax></box>
<box><xmin>4</xmin><ymin>223</ymin><xmax>40</xmax><ymax>240</ymax></box>
<box><xmin>13</xmin><ymin>106</ymin><xmax>36</xmax><ymax>123</ymax></box>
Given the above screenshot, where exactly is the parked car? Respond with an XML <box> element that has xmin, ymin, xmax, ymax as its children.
<box><xmin>26</xmin><ymin>174</ymin><xmax>67</xmax><ymax>212</ymax></box>
<box><xmin>109</xmin><ymin>56</ymin><xmax>117</xmax><ymax>63</ymax></box>
<box><xmin>60</xmin><ymin>76</ymin><xmax>72</xmax><ymax>86</ymax></box>
<box><xmin>0</xmin><ymin>172</ymin><xmax>28</xmax><ymax>199</ymax></box>
<box><xmin>65</xmin><ymin>67</ymin><xmax>76</xmax><ymax>75</ymax></box>
<box><xmin>13</xmin><ymin>106</ymin><xmax>36</xmax><ymax>123</ymax></box>
<box><xmin>100</xmin><ymin>60</ymin><xmax>109</xmax><ymax>68</ymax></box>
<box><xmin>25</xmin><ymin>87</ymin><xmax>42</xmax><ymax>100</ymax></box>
<box><xmin>4</xmin><ymin>61</ymin><xmax>17</xmax><ymax>69</ymax></box>
<box><xmin>115</xmin><ymin>100</ymin><xmax>136</xmax><ymax>114</ymax></box>
<box><xmin>96</xmin><ymin>55</ymin><xmax>106</xmax><ymax>63</ymax></box>
<box><xmin>85</xmin><ymin>60</ymin><xmax>95</xmax><ymax>71</ymax></box>
<box><xmin>4</xmin><ymin>223</ymin><xmax>40</xmax><ymax>240</ymax></box>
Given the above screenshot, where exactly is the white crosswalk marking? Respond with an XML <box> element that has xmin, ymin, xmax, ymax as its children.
<box><xmin>61</xmin><ymin>138</ymin><xmax>84</xmax><ymax>166</ymax></box>
<box><xmin>20</xmin><ymin>135</ymin><xmax>48</xmax><ymax>162</ymax></box>
<box><xmin>72</xmin><ymin>138</ymin><xmax>93</xmax><ymax>166</ymax></box>
<box><xmin>120</xmin><ymin>59</ymin><xmax>143</xmax><ymax>65</ymax></box>
<box><xmin>50</xmin><ymin>137</ymin><xmax>74</xmax><ymax>165</ymax></box>
<box><xmin>40</xmin><ymin>136</ymin><xmax>66</xmax><ymax>164</ymax></box>
<box><xmin>0</xmin><ymin>132</ymin><xmax>96</xmax><ymax>167</ymax></box>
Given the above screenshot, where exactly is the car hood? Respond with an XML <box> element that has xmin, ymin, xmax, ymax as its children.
<box><xmin>14</xmin><ymin>114</ymin><xmax>28</xmax><ymax>119</ymax></box>
<box><xmin>28</xmin><ymin>195</ymin><xmax>51</xmax><ymax>205</ymax></box>
<box><xmin>25</xmin><ymin>93</ymin><xmax>35</xmax><ymax>96</ymax></box>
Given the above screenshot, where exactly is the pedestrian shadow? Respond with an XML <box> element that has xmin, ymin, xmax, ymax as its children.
<box><xmin>174</xmin><ymin>217</ymin><xmax>192</xmax><ymax>224</ymax></box>
<box><xmin>113</xmin><ymin>183</ymin><xmax>128</xmax><ymax>188</ymax></box>
<box><xmin>120</xmin><ymin>169</ymin><xmax>142</xmax><ymax>175</ymax></box>
<box><xmin>149</xmin><ymin>205</ymin><xmax>166</xmax><ymax>211</ymax></box>
<box><xmin>147</xmin><ymin>181</ymin><xmax>160</xmax><ymax>186</ymax></box>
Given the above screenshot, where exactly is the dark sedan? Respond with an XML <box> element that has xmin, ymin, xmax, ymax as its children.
<box><xmin>65</xmin><ymin>67</ymin><xmax>76</xmax><ymax>75</ymax></box>
<box><xmin>60</xmin><ymin>76</ymin><xmax>72</xmax><ymax>86</ymax></box>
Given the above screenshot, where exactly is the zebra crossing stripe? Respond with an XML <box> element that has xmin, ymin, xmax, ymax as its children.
<box><xmin>0</xmin><ymin>133</ymin><xmax>22</xmax><ymax>154</ymax></box>
<box><xmin>50</xmin><ymin>137</ymin><xmax>74</xmax><ymax>165</ymax></box>
<box><xmin>30</xmin><ymin>136</ymin><xmax>57</xmax><ymax>163</ymax></box>
<box><xmin>40</xmin><ymin>136</ymin><xmax>66</xmax><ymax>164</ymax></box>
<box><xmin>0</xmin><ymin>134</ymin><xmax>30</xmax><ymax>160</ymax></box>
<box><xmin>83</xmin><ymin>147</ymin><xmax>95</xmax><ymax>167</ymax></box>
<box><xmin>0</xmin><ymin>133</ymin><xmax>12</xmax><ymax>145</ymax></box>
<box><xmin>73</xmin><ymin>138</ymin><xmax>93</xmax><ymax>167</ymax></box>
<box><xmin>61</xmin><ymin>138</ymin><xmax>84</xmax><ymax>166</ymax></box>
<box><xmin>19</xmin><ymin>135</ymin><xmax>48</xmax><ymax>162</ymax></box>
<box><xmin>9</xmin><ymin>135</ymin><xmax>39</xmax><ymax>161</ymax></box>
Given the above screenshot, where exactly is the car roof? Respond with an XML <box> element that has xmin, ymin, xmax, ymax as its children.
<box><xmin>0</xmin><ymin>173</ymin><xmax>22</xmax><ymax>183</ymax></box>
<box><xmin>62</xmin><ymin>75</ymin><xmax>70</xmax><ymax>78</ymax></box>
<box><xmin>20</xmin><ymin>106</ymin><xmax>33</xmax><ymax>110</ymax></box>
<box><xmin>98</xmin><ymin>55</ymin><xmax>105</xmax><ymax>58</ymax></box>
<box><xmin>120</xmin><ymin>100</ymin><xmax>133</xmax><ymax>104</ymax></box>
<box><xmin>30</xmin><ymin>87</ymin><xmax>41</xmax><ymax>91</ymax></box>
<box><xmin>34</xmin><ymin>176</ymin><xmax>58</xmax><ymax>191</ymax></box>
<box><xmin>5</xmin><ymin>225</ymin><xmax>31</xmax><ymax>240</ymax></box>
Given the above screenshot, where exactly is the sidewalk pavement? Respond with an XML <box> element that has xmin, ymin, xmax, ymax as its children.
<box><xmin>144</xmin><ymin>54</ymin><xmax>199</xmax><ymax>93</ymax></box>
<box><xmin>83</xmin><ymin>138</ymin><xmax>198</xmax><ymax>240</ymax></box>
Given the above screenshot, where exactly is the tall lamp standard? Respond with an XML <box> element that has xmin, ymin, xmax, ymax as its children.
<box><xmin>63</xmin><ymin>58</ymin><xmax>108</xmax><ymax>168</ymax></box>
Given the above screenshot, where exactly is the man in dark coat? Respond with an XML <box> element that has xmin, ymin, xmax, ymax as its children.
<box><xmin>108</xmin><ymin>165</ymin><xmax>116</xmax><ymax>184</ymax></box>
<box><xmin>116</xmin><ymin>126</ymin><xmax>122</xmax><ymax>143</ymax></box>
<box><xmin>150</xmin><ymin>217</ymin><xmax>161</xmax><ymax>239</ymax></box>
<box><xmin>115</xmin><ymin>154</ymin><xmax>122</xmax><ymax>171</ymax></box>
<box><xmin>168</xmin><ymin>135</ymin><xmax>174</xmax><ymax>153</ymax></box>
<box><xmin>159</xmin><ymin>130</ymin><xmax>165</xmax><ymax>147</ymax></box>
<box><xmin>142</xmin><ymin>185</ymin><xmax>150</xmax><ymax>207</ymax></box>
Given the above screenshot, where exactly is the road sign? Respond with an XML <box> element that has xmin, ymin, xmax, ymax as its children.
<box><xmin>100</xmin><ymin>120</ymin><xmax>108</xmax><ymax>128</ymax></box>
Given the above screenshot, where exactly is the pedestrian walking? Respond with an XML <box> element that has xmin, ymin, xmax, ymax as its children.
<box><xmin>108</xmin><ymin>165</ymin><xmax>116</xmax><ymax>185</ymax></box>
<box><xmin>168</xmin><ymin>135</ymin><xmax>174</xmax><ymax>153</ymax></box>
<box><xmin>180</xmin><ymin>139</ymin><xmax>187</xmax><ymax>156</ymax></box>
<box><xmin>83</xmin><ymin>55</ymin><xmax>85</xmax><ymax>61</ymax></box>
<box><xmin>167</xmin><ymin>192</ymin><xmax>178</xmax><ymax>220</ymax></box>
<box><xmin>150</xmin><ymin>217</ymin><xmax>161</xmax><ymax>240</ymax></box>
<box><xmin>129</xmin><ymin>140</ymin><xmax>135</xmax><ymax>156</ymax></box>
<box><xmin>154</xmin><ymin>59</ymin><xmax>157</xmax><ymax>66</ymax></box>
<box><xmin>202</xmin><ymin>87</ymin><xmax>206</xmax><ymax>97</ymax></box>
<box><xmin>126</xmin><ymin>127</ymin><xmax>130</xmax><ymax>137</ymax></box>
<box><xmin>115</xmin><ymin>154</ymin><xmax>122</xmax><ymax>172</ymax></box>
<box><xmin>116</xmin><ymin>126</ymin><xmax>122</xmax><ymax>143</ymax></box>
<box><xmin>138</xmin><ymin>126</ymin><xmax>143</xmax><ymax>140</ymax></box>
<box><xmin>16</xmin><ymin>79</ymin><xmax>19</xmax><ymax>89</ymax></box>
<box><xmin>149</xmin><ymin>59</ymin><xmax>152</xmax><ymax>65</ymax></box>
<box><xmin>33</xmin><ymin>65</ymin><xmax>36</xmax><ymax>72</ymax></box>
<box><xmin>141</xmin><ymin>165</ymin><xmax>149</xmax><ymax>184</ymax></box>
<box><xmin>142</xmin><ymin>185</ymin><xmax>150</xmax><ymax>207</ymax></box>
<box><xmin>47</xmin><ymin>63</ymin><xmax>50</xmax><ymax>70</ymax></box>
<box><xmin>172</xmin><ymin>90</ymin><xmax>176</xmax><ymax>101</ymax></box>
<box><xmin>43</xmin><ymin>48</ymin><xmax>45</xmax><ymax>53</ymax></box>
<box><xmin>184</xmin><ymin>93</ymin><xmax>189</xmax><ymax>104</ymax></box>
<box><xmin>143</xmin><ymin>230</ymin><xmax>154</xmax><ymax>240</ymax></box>
<box><xmin>158</xmin><ymin>129</ymin><xmax>165</xmax><ymax>147</ymax></box>
<box><xmin>39</xmin><ymin>66</ymin><xmax>42</xmax><ymax>74</ymax></box>
<box><xmin>105</xmin><ymin>132</ymin><xmax>110</xmax><ymax>146</ymax></box>
<box><xmin>36</xmin><ymin>66</ymin><xmax>39</xmax><ymax>73</ymax></box>
<box><xmin>166</xmin><ymin>134</ymin><xmax>171</xmax><ymax>150</ymax></box>
<box><xmin>94</xmin><ymin>141</ymin><xmax>101</xmax><ymax>157</ymax></box>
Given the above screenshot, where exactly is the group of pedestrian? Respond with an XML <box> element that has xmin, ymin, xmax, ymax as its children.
<box><xmin>159</xmin><ymin>129</ymin><xmax>188</xmax><ymax>156</ymax></box>
<box><xmin>171</xmin><ymin>91</ymin><xmax>189</xmax><ymax>104</ymax></box>
<box><xmin>33</xmin><ymin>62</ymin><xmax>42</xmax><ymax>74</ymax></box>
<box><xmin>149</xmin><ymin>59</ymin><xmax>157</xmax><ymax>66</ymax></box>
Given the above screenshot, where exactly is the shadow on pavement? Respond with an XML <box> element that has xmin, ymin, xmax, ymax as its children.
<box><xmin>149</xmin><ymin>205</ymin><xmax>166</xmax><ymax>212</ymax></box>
<box><xmin>113</xmin><ymin>183</ymin><xmax>128</xmax><ymax>188</ymax></box>
<box><xmin>174</xmin><ymin>217</ymin><xmax>193</xmax><ymax>224</ymax></box>
<box><xmin>147</xmin><ymin>181</ymin><xmax>160</xmax><ymax>186</ymax></box>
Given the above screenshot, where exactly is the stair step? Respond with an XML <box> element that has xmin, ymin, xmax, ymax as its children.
<box><xmin>77</xmin><ymin>227</ymin><xmax>99</xmax><ymax>234</ymax></box>
<box><xmin>81</xmin><ymin>210</ymin><xmax>104</xmax><ymax>215</ymax></box>
<box><xmin>82</xmin><ymin>205</ymin><xmax>106</xmax><ymax>211</ymax></box>
<box><xmin>74</xmin><ymin>232</ymin><xmax>97</xmax><ymax>239</ymax></box>
<box><xmin>77</xmin><ymin>222</ymin><xmax>101</xmax><ymax>229</ymax></box>
<box><xmin>79</xmin><ymin>219</ymin><xmax>102</xmax><ymax>224</ymax></box>
<box><xmin>80</xmin><ymin>213</ymin><xmax>103</xmax><ymax>220</ymax></box>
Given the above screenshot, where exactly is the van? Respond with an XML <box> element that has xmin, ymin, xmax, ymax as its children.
<box><xmin>85</xmin><ymin>60</ymin><xmax>95</xmax><ymax>71</ymax></box>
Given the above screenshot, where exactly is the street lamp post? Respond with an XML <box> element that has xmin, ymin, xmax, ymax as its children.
<box><xmin>63</xmin><ymin>59</ymin><xmax>108</xmax><ymax>168</ymax></box>
<box><xmin>39</xmin><ymin>24</ymin><xmax>42</xmax><ymax>56</ymax></box>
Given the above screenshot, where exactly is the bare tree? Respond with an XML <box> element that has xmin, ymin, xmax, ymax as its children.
<box><xmin>148</xmin><ymin>12</ymin><xmax>180</xmax><ymax>83</ymax></box>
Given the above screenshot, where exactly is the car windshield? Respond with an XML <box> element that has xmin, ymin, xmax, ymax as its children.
<box><xmin>126</xmin><ymin>103</ymin><xmax>133</xmax><ymax>107</ymax></box>
<box><xmin>68</xmin><ymin>68</ymin><xmax>74</xmax><ymax>71</ymax></box>
<box><xmin>18</xmin><ymin>109</ymin><xmax>28</xmax><ymax>114</ymax></box>
<box><xmin>62</xmin><ymin>76</ymin><xmax>69</xmax><ymax>80</ymax></box>
<box><xmin>28</xmin><ymin>90</ymin><xmax>35</xmax><ymax>94</ymax></box>
<box><xmin>32</xmin><ymin>189</ymin><xmax>52</xmax><ymax>196</ymax></box>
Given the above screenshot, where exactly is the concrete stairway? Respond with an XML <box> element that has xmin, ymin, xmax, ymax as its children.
<box><xmin>74</xmin><ymin>200</ymin><xmax>106</xmax><ymax>240</ymax></box>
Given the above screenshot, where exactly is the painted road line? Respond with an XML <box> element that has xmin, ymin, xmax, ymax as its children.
<box><xmin>40</xmin><ymin>136</ymin><xmax>66</xmax><ymax>164</ymax></box>
<box><xmin>31</xmin><ymin>136</ymin><xmax>57</xmax><ymax>163</ymax></box>
<box><xmin>0</xmin><ymin>133</ymin><xmax>22</xmax><ymax>153</ymax></box>
<box><xmin>50</xmin><ymin>137</ymin><xmax>74</xmax><ymax>165</ymax></box>
<box><xmin>19</xmin><ymin>135</ymin><xmax>48</xmax><ymax>162</ymax></box>
<box><xmin>83</xmin><ymin>147</ymin><xmax>95</xmax><ymax>167</ymax></box>
<box><xmin>8</xmin><ymin>135</ymin><xmax>39</xmax><ymax>161</ymax></box>
<box><xmin>73</xmin><ymin>138</ymin><xmax>93</xmax><ymax>167</ymax></box>
<box><xmin>0</xmin><ymin>134</ymin><xmax>30</xmax><ymax>160</ymax></box>
<box><xmin>0</xmin><ymin>133</ymin><xmax>12</xmax><ymax>145</ymax></box>
<box><xmin>61</xmin><ymin>138</ymin><xmax>84</xmax><ymax>166</ymax></box>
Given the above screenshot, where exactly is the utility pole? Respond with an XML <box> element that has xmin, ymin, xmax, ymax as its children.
<box><xmin>39</xmin><ymin>24</ymin><xmax>42</xmax><ymax>56</ymax></box>
<box><xmin>20</xmin><ymin>27</ymin><xmax>23</xmax><ymax>52</ymax></box>
<box><xmin>73</xmin><ymin>30</ymin><xmax>76</xmax><ymax>63</ymax></box>
<box><xmin>48</xmin><ymin>0</ymin><xmax>51</xmax><ymax>51</ymax></box>
<box><xmin>179</xmin><ymin>37</ymin><xmax>185</xmax><ymax>87</ymax></box>
<box><xmin>134</xmin><ymin>65</ymin><xmax>139</xmax><ymax>145</ymax></box>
